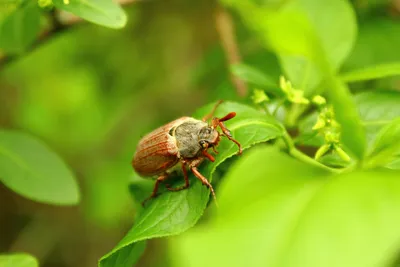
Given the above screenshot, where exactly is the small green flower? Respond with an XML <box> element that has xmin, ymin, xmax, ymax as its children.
<box><xmin>312</xmin><ymin>116</ymin><xmax>326</xmax><ymax>130</ymax></box>
<box><xmin>252</xmin><ymin>89</ymin><xmax>269</xmax><ymax>104</ymax></box>
<box><xmin>279</xmin><ymin>76</ymin><xmax>310</xmax><ymax>105</ymax></box>
<box><xmin>312</xmin><ymin>95</ymin><xmax>326</xmax><ymax>106</ymax></box>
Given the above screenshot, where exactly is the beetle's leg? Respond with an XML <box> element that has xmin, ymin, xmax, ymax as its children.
<box><xmin>142</xmin><ymin>173</ymin><xmax>169</xmax><ymax>206</ymax></box>
<box><xmin>202</xmin><ymin>100</ymin><xmax>223</xmax><ymax>122</ymax></box>
<box><xmin>212</xmin><ymin>146</ymin><xmax>219</xmax><ymax>154</ymax></box>
<box><xmin>202</xmin><ymin>150</ymin><xmax>215</xmax><ymax>162</ymax></box>
<box><xmin>212</xmin><ymin>115</ymin><xmax>242</xmax><ymax>155</ymax></box>
<box><xmin>166</xmin><ymin>161</ymin><xmax>190</xmax><ymax>192</ymax></box>
<box><xmin>190</xmin><ymin>166</ymin><xmax>218</xmax><ymax>206</ymax></box>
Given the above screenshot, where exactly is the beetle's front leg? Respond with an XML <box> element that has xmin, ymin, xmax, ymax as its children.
<box><xmin>189</xmin><ymin>159</ymin><xmax>218</xmax><ymax>206</ymax></box>
<box><xmin>166</xmin><ymin>161</ymin><xmax>190</xmax><ymax>192</ymax></box>
<box><xmin>142</xmin><ymin>173</ymin><xmax>169</xmax><ymax>206</ymax></box>
<box><xmin>212</xmin><ymin>116</ymin><xmax>242</xmax><ymax>155</ymax></box>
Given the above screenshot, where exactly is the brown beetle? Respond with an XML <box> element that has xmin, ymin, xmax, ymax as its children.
<box><xmin>132</xmin><ymin>101</ymin><xmax>242</xmax><ymax>205</ymax></box>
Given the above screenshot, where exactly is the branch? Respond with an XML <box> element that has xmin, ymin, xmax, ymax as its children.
<box><xmin>215</xmin><ymin>5</ymin><xmax>248</xmax><ymax>97</ymax></box>
<box><xmin>0</xmin><ymin>0</ymin><xmax>139</xmax><ymax>69</ymax></box>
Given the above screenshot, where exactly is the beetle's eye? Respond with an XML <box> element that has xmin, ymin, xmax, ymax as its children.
<box><xmin>199</xmin><ymin>140</ymin><xmax>208</xmax><ymax>148</ymax></box>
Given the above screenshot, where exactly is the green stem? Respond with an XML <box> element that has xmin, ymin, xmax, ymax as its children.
<box><xmin>282</xmin><ymin>131</ymin><xmax>341</xmax><ymax>174</ymax></box>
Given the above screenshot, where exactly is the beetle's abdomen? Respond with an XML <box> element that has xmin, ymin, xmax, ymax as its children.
<box><xmin>132</xmin><ymin>118</ymin><xmax>188</xmax><ymax>177</ymax></box>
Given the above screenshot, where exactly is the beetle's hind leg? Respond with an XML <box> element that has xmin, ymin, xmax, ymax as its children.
<box><xmin>166</xmin><ymin>161</ymin><xmax>190</xmax><ymax>192</ymax></box>
<box><xmin>142</xmin><ymin>173</ymin><xmax>169</xmax><ymax>206</ymax></box>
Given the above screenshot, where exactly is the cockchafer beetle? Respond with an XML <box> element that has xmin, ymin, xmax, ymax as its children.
<box><xmin>132</xmin><ymin>101</ymin><xmax>242</xmax><ymax>205</ymax></box>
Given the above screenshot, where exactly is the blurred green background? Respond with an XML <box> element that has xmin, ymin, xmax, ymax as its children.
<box><xmin>1</xmin><ymin>0</ymin><xmax>400</xmax><ymax>266</ymax></box>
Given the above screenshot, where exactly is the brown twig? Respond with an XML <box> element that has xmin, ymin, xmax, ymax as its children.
<box><xmin>0</xmin><ymin>0</ymin><xmax>139</xmax><ymax>69</ymax></box>
<box><xmin>214</xmin><ymin>5</ymin><xmax>248</xmax><ymax>97</ymax></box>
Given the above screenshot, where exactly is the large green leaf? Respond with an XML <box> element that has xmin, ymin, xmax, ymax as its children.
<box><xmin>53</xmin><ymin>0</ymin><xmax>127</xmax><ymax>29</ymax></box>
<box><xmin>0</xmin><ymin>253</ymin><xmax>38</xmax><ymax>267</ymax></box>
<box><xmin>99</xmin><ymin>102</ymin><xmax>284</xmax><ymax>267</ymax></box>
<box><xmin>171</xmin><ymin>147</ymin><xmax>400</xmax><ymax>267</ymax></box>
<box><xmin>0</xmin><ymin>1</ymin><xmax>40</xmax><ymax>54</ymax></box>
<box><xmin>0</xmin><ymin>130</ymin><xmax>80</xmax><ymax>205</ymax></box>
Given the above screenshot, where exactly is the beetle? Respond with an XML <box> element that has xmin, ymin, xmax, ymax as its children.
<box><xmin>132</xmin><ymin>101</ymin><xmax>242</xmax><ymax>205</ymax></box>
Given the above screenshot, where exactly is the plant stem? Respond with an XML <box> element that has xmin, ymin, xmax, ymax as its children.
<box><xmin>281</xmin><ymin>131</ymin><xmax>341</xmax><ymax>173</ymax></box>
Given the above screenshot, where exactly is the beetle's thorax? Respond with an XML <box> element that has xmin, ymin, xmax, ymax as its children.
<box><xmin>172</xmin><ymin>119</ymin><xmax>219</xmax><ymax>159</ymax></box>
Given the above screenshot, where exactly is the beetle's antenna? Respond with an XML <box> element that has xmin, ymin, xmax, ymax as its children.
<box><xmin>202</xmin><ymin>100</ymin><xmax>224</xmax><ymax>122</ymax></box>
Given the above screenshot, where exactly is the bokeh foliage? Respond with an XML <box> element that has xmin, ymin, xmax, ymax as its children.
<box><xmin>1</xmin><ymin>0</ymin><xmax>400</xmax><ymax>267</ymax></box>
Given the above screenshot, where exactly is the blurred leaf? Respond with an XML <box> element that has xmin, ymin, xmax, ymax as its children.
<box><xmin>326</xmin><ymin>77</ymin><xmax>366</xmax><ymax>160</ymax></box>
<box><xmin>343</xmin><ymin>18</ymin><xmax>400</xmax><ymax>71</ymax></box>
<box><xmin>230</xmin><ymin>63</ymin><xmax>280</xmax><ymax>95</ymax></box>
<box><xmin>386</xmin><ymin>158</ymin><xmax>400</xmax><ymax>170</ymax></box>
<box><xmin>0</xmin><ymin>1</ymin><xmax>40</xmax><ymax>54</ymax></box>
<box><xmin>0</xmin><ymin>253</ymin><xmax>38</xmax><ymax>267</ymax></box>
<box><xmin>366</xmin><ymin>118</ymin><xmax>400</xmax><ymax>169</ymax></box>
<box><xmin>0</xmin><ymin>130</ymin><xmax>80</xmax><ymax>205</ymax></box>
<box><xmin>99</xmin><ymin>101</ymin><xmax>284</xmax><ymax>267</ymax></box>
<box><xmin>53</xmin><ymin>0</ymin><xmax>127</xmax><ymax>29</ymax></box>
<box><xmin>340</xmin><ymin>63</ymin><xmax>400</xmax><ymax>83</ymax></box>
<box><xmin>171</xmin><ymin>147</ymin><xmax>400</xmax><ymax>267</ymax></box>
<box><xmin>222</xmin><ymin>0</ymin><xmax>357</xmax><ymax>93</ymax></box>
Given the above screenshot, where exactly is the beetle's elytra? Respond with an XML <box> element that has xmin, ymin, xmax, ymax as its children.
<box><xmin>132</xmin><ymin>101</ymin><xmax>242</xmax><ymax>205</ymax></box>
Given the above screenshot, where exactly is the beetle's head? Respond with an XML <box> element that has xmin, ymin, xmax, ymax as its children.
<box><xmin>198</xmin><ymin>126</ymin><xmax>220</xmax><ymax>149</ymax></box>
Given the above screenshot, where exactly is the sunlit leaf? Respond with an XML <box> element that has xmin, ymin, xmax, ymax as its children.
<box><xmin>99</xmin><ymin>101</ymin><xmax>284</xmax><ymax>267</ymax></box>
<box><xmin>171</xmin><ymin>147</ymin><xmax>400</xmax><ymax>267</ymax></box>
<box><xmin>0</xmin><ymin>253</ymin><xmax>38</xmax><ymax>267</ymax></box>
<box><xmin>53</xmin><ymin>0</ymin><xmax>127</xmax><ymax>29</ymax></box>
<box><xmin>0</xmin><ymin>130</ymin><xmax>80</xmax><ymax>205</ymax></box>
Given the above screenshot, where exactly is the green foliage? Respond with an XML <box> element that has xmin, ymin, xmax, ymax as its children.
<box><xmin>341</xmin><ymin>63</ymin><xmax>400</xmax><ymax>83</ymax></box>
<box><xmin>230</xmin><ymin>63</ymin><xmax>280</xmax><ymax>94</ymax></box>
<box><xmin>99</xmin><ymin>102</ymin><xmax>284</xmax><ymax>267</ymax></box>
<box><xmin>52</xmin><ymin>0</ymin><xmax>127</xmax><ymax>29</ymax></box>
<box><xmin>0</xmin><ymin>253</ymin><xmax>38</xmax><ymax>267</ymax></box>
<box><xmin>1</xmin><ymin>0</ymin><xmax>400</xmax><ymax>267</ymax></box>
<box><xmin>170</xmin><ymin>147</ymin><xmax>400</xmax><ymax>267</ymax></box>
<box><xmin>0</xmin><ymin>1</ymin><xmax>40</xmax><ymax>54</ymax></box>
<box><xmin>0</xmin><ymin>130</ymin><xmax>80</xmax><ymax>205</ymax></box>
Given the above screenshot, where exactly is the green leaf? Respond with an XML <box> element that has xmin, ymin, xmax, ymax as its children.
<box><xmin>230</xmin><ymin>63</ymin><xmax>280</xmax><ymax>95</ymax></box>
<box><xmin>99</xmin><ymin>101</ymin><xmax>284</xmax><ymax>267</ymax></box>
<box><xmin>52</xmin><ymin>0</ymin><xmax>127</xmax><ymax>29</ymax></box>
<box><xmin>0</xmin><ymin>130</ymin><xmax>80</xmax><ymax>205</ymax></box>
<box><xmin>0</xmin><ymin>253</ymin><xmax>38</xmax><ymax>267</ymax></box>
<box><xmin>0</xmin><ymin>1</ymin><xmax>41</xmax><ymax>54</ymax></box>
<box><xmin>171</xmin><ymin>147</ymin><xmax>400</xmax><ymax>267</ymax></box>
<box><xmin>340</xmin><ymin>63</ymin><xmax>400</xmax><ymax>83</ymax></box>
<box><xmin>366</xmin><ymin>118</ymin><xmax>400</xmax><ymax>169</ymax></box>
